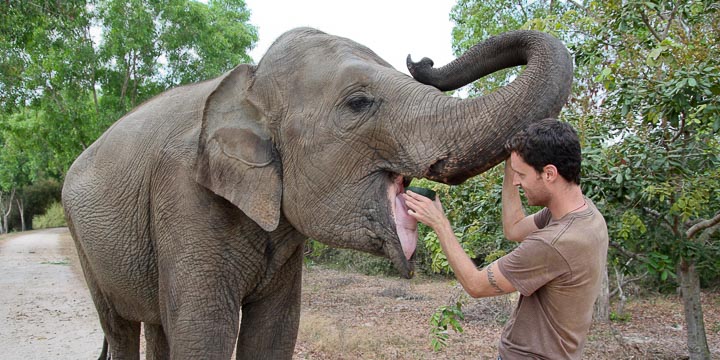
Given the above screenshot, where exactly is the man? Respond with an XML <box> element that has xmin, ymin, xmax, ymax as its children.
<box><xmin>403</xmin><ymin>118</ymin><xmax>608</xmax><ymax>359</ymax></box>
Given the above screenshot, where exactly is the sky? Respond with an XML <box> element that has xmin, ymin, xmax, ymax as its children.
<box><xmin>243</xmin><ymin>0</ymin><xmax>458</xmax><ymax>75</ymax></box>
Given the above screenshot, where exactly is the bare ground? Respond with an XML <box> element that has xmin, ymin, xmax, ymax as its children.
<box><xmin>296</xmin><ymin>266</ymin><xmax>720</xmax><ymax>359</ymax></box>
<box><xmin>0</xmin><ymin>228</ymin><xmax>103</xmax><ymax>358</ymax></box>
<box><xmin>2</xmin><ymin>228</ymin><xmax>718</xmax><ymax>359</ymax></box>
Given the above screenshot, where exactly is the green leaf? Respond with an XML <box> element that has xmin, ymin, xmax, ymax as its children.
<box><xmin>649</xmin><ymin>47</ymin><xmax>662</xmax><ymax>59</ymax></box>
<box><xmin>646</xmin><ymin>47</ymin><xmax>663</xmax><ymax>66</ymax></box>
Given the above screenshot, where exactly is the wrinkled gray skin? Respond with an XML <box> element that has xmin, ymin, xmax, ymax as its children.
<box><xmin>62</xmin><ymin>27</ymin><xmax>572</xmax><ymax>359</ymax></box>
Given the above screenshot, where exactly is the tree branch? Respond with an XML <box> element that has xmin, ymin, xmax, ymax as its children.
<box><xmin>643</xmin><ymin>207</ymin><xmax>674</xmax><ymax>233</ymax></box>
<box><xmin>610</xmin><ymin>241</ymin><xmax>647</xmax><ymax>262</ymax></box>
<box><xmin>82</xmin><ymin>23</ymin><xmax>100</xmax><ymax>115</ymax></box>
<box><xmin>641</xmin><ymin>12</ymin><xmax>664</xmax><ymax>42</ymax></box>
<box><xmin>661</xmin><ymin>4</ymin><xmax>679</xmax><ymax>39</ymax></box>
<box><xmin>701</xmin><ymin>224</ymin><xmax>720</xmax><ymax>242</ymax></box>
<box><xmin>518</xmin><ymin>0</ymin><xmax>528</xmax><ymax>23</ymax></box>
<box><xmin>610</xmin><ymin>271</ymin><xmax>649</xmax><ymax>298</ymax></box>
<box><xmin>670</xmin><ymin>112</ymin><xmax>686</xmax><ymax>143</ymax></box>
<box><xmin>686</xmin><ymin>211</ymin><xmax>720</xmax><ymax>239</ymax></box>
<box><xmin>565</xmin><ymin>0</ymin><xmax>589</xmax><ymax>14</ymax></box>
<box><xmin>2</xmin><ymin>188</ymin><xmax>16</xmax><ymax>218</ymax></box>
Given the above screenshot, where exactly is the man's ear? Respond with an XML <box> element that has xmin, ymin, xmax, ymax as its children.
<box><xmin>195</xmin><ymin>65</ymin><xmax>282</xmax><ymax>232</ymax></box>
<box><xmin>543</xmin><ymin>164</ymin><xmax>558</xmax><ymax>182</ymax></box>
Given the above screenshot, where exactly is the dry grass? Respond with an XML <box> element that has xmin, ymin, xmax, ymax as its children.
<box><xmin>298</xmin><ymin>313</ymin><xmax>415</xmax><ymax>357</ymax></box>
<box><xmin>294</xmin><ymin>265</ymin><xmax>720</xmax><ymax>359</ymax></box>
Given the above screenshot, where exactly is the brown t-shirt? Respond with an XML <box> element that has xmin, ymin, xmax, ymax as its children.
<box><xmin>497</xmin><ymin>198</ymin><xmax>608</xmax><ymax>359</ymax></box>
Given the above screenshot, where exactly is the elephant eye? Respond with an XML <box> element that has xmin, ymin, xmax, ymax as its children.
<box><xmin>346</xmin><ymin>95</ymin><xmax>375</xmax><ymax>112</ymax></box>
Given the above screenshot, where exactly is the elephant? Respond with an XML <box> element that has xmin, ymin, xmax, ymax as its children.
<box><xmin>61</xmin><ymin>27</ymin><xmax>572</xmax><ymax>359</ymax></box>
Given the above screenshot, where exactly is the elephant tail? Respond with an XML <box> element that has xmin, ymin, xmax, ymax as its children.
<box><xmin>98</xmin><ymin>337</ymin><xmax>109</xmax><ymax>360</ymax></box>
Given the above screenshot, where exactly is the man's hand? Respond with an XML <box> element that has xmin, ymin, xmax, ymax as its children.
<box><xmin>404</xmin><ymin>189</ymin><xmax>516</xmax><ymax>298</ymax></box>
<box><xmin>402</xmin><ymin>190</ymin><xmax>449</xmax><ymax>231</ymax></box>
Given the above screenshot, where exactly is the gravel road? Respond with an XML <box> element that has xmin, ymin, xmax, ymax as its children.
<box><xmin>0</xmin><ymin>228</ymin><xmax>104</xmax><ymax>359</ymax></box>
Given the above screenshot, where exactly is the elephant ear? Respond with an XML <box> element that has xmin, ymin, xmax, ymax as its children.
<box><xmin>196</xmin><ymin>65</ymin><xmax>282</xmax><ymax>232</ymax></box>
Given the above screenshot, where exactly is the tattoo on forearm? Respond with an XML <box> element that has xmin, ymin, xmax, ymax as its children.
<box><xmin>487</xmin><ymin>264</ymin><xmax>504</xmax><ymax>294</ymax></box>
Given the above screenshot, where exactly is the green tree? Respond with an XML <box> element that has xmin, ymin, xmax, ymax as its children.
<box><xmin>450</xmin><ymin>0</ymin><xmax>580</xmax><ymax>94</ymax></box>
<box><xmin>0</xmin><ymin>109</ymin><xmax>55</xmax><ymax>231</ymax></box>
<box><xmin>95</xmin><ymin>0</ymin><xmax>257</xmax><ymax>117</ymax></box>
<box><xmin>1</xmin><ymin>0</ymin><xmax>257</xmax><ymax>232</ymax></box>
<box><xmin>450</xmin><ymin>1</ymin><xmax>719</xmax><ymax>358</ymax></box>
<box><xmin>580</xmin><ymin>3</ymin><xmax>719</xmax><ymax>358</ymax></box>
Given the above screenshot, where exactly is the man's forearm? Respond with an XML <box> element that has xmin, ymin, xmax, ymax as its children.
<box><xmin>435</xmin><ymin>222</ymin><xmax>515</xmax><ymax>298</ymax></box>
<box><xmin>404</xmin><ymin>189</ymin><xmax>516</xmax><ymax>297</ymax></box>
<box><xmin>432</xmin><ymin>219</ymin><xmax>484</xmax><ymax>296</ymax></box>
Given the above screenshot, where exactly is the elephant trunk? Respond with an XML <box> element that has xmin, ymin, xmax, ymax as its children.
<box><xmin>407</xmin><ymin>30</ymin><xmax>573</xmax><ymax>185</ymax></box>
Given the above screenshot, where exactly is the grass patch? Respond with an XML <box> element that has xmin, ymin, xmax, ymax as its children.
<box><xmin>711</xmin><ymin>322</ymin><xmax>720</xmax><ymax>334</ymax></box>
<box><xmin>377</xmin><ymin>285</ymin><xmax>425</xmax><ymax>301</ymax></box>
<box><xmin>33</xmin><ymin>201</ymin><xmax>66</xmax><ymax>229</ymax></box>
<box><xmin>610</xmin><ymin>311</ymin><xmax>632</xmax><ymax>323</ymax></box>
<box><xmin>305</xmin><ymin>240</ymin><xmax>398</xmax><ymax>277</ymax></box>
<box><xmin>463</xmin><ymin>293</ymin><xmax>516</xmax><ymax>325</ymax></box>
<box><xmin>298</xmin><ymin>313</ymin><xmax>411</xmax><ymax>355</ymax></box>
<box><xmin>41</xmin><ymin>259</ymin><xmax>70</xmax><ymax>265</ymax></box>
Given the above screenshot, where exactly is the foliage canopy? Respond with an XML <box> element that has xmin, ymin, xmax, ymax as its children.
<box><xmin>0</xmin><ymin>0</ymin><xmax>257</xmax><ymax>187</ymax></box>
<box><xmin>0</xmin><ymin>0</ymin><xmax>257</xmax><ymax>230</ymax></box>
<box><xmin>446</xmin><ymin>0</ymin><xmax>718</xmax><ymax>356</ymax></box>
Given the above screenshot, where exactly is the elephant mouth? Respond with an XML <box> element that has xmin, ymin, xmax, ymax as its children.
<box><xmin>389</xmin><ymin>174</ymin><xmax>417</xmax><ymax>260</ymax></box>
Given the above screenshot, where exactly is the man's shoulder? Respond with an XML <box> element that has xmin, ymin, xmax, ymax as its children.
<box><xmin>532</xmin><ymin>200</ymin><xmax>606</xmax><ymax>244</ymax></box>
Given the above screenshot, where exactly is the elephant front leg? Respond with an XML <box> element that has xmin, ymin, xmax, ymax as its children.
<box><xmin>236</xmin><ymin>248</ymin><xmax>303</xmax><ymax>360</ymax></box>
<box><xmin>164</xmin><ymin>304</ymin><xmax>241</xmax><ymax>360</ymax></box>
<box><xmin>159</xmin><ymin>271</ymin><xmax>242</xmax><ymax>359</ymax></box>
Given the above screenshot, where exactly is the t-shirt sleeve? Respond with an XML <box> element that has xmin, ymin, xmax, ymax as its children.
<box><xmin>533</xmin><ymin>207</ymin><xmax>552</xmax><ymax>229</ymax></box>
<box><xmin>497</xmin><ymin>239</ymin><xmax>569</xmax><ymax>296</ymax></box>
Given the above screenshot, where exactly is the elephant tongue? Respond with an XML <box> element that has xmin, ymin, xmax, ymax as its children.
<box><xmin>394</xmin><ymin>194</ymin><xmax>418</xmax><ymax>260</ymax></box>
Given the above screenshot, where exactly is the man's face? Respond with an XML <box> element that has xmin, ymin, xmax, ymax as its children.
<box><xmin>510</xmin><ymin>152</ymin><xmax>550</xmax><ymax>207</ymax></box>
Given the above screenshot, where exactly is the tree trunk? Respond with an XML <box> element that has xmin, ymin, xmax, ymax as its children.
<box><xmin>593</xmin><ymin>265</ymin><xmax>610</xmax><ymax>322</ymax></box>
<box><xmin>2</xmin><ymin>212</ymin><xmax>9</xmax><ymax>233</ymax></box>
<box><xmin>0</xmin><ymin>189</ymin><xmax>15</xmax><ymax>234</ymax></box>
<box><xmin>16</xmin><ymin>198</ymin><xmax>25</xmax><ymax>231</ymax></box>
<box><xmin>677</xmin><ymin>257</ymin><xmax>711</xmax><ymax>360</ymax></box>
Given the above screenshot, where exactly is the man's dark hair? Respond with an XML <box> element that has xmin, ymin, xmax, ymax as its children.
<box><xmin>505</xmin><ymin>118</ymin><xmax>581</xmax><ymax>185</ymax></box>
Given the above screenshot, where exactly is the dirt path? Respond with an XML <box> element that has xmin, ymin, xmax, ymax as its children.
<box><xmin>1</xmin><ymin>228</ymin><xmax>717</xmax><ymax>359</ymax></box>
<box><xmin>0</xmin><ymin>228</ymin><xmax>103</xmax><ymax>359</ymax></box>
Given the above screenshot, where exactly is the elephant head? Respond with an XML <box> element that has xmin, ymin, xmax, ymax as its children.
<box><xmin>196</xmin><ymin>27</ymin><xmax>573</xmax><ymax>278</ymax></box>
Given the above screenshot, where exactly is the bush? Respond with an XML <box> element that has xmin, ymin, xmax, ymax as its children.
<box><xmin>8</xmin><ymin>179</ymin><xmax>63</xmax><ymax>231</ymax></box>
<box><xmin>305</xmin><ymin>239</ymin><xmax>398</xmax><ymax>276</ymax></box>
<box><xmin>33</xmin><ymin>201</ymin><xmax>66</xmax><ymax>229</ymax></box>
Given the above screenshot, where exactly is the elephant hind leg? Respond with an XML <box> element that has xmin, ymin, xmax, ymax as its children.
<box><xmin>144</xmin><ymin>323</ymin><xmax>169</xmax><ymax>360</ymax></box>
<box><xmin>98</xmin><ymin>307</ymin><xmax>141</xmax><ymax>359</ymax></box>
<box><xmin>99</xmin><ymin>337</ymin><xmax>108</xmax><ymax>360</ymax></box>
<box><xmin>74</xmin><ymin>242</ymin><xmax>141</xmax><ymax>359</ymax></box>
